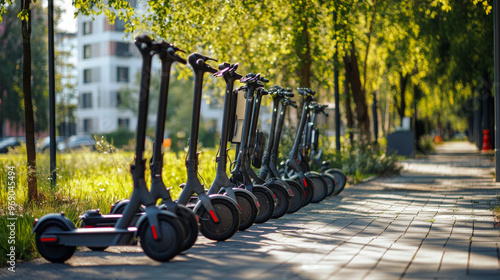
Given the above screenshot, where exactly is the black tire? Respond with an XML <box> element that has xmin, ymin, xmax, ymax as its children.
<box><xmin>234</xmin><ymin>191</ymin><xmax>258</xmax><ymax>231</ymax></box>
<box><xmin>139</xmin><ymin>214</ymin><xmax>185</xmax><ymax>262</ymax></box>
<box><xmin>324</xmin><ymin>168</ymin><xmax>347</xmax><ymax>195</ymax></box>
<box><xmin>196</xmin><ymin>198</ymin><xmax>240</xmax><ymax>241</ymax></box>
<box><xmin>35</xmin><ymin>221</ymin><xmax>76</xmax><ymax>263</ymax></box>
<box><xmin>174</xmin><ymin>205</ymin><xmax>199</xmax><ymax>252</ymax></box>
<box><xmin>321</xmin><ymin>173</ymin><xmax>336</xmax><ymax>196</ymax></box>
<box><xmin>284</xmin><ymin>179</ymin><xmax>305</xmax><ymax>213</ymax></box>
<box><xmin>253</xmin><ymin>186</ymin><xmax>275</xmax><ymax>224</ymax></box>
<box><xmin>307</xmin><ymin>173</ymin><xmax>328</xmax><ymax>203</ymax></box>
<box><xmin>294</xmin><ymin>176</ymin><xmax>314</xmax><ymax>206</ymax></box>
<box><xmin>266</xmin><ymin>183</ymin><xmax>291</xmax><ymax>219</ymax></box>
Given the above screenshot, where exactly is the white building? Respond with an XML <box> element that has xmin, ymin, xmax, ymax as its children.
<box><xmin>75</xmin><ymin>15</ymin><xmax>141</xmax><ymax>134</ymax></box>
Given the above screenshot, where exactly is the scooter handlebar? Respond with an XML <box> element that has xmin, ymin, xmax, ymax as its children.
<box><xmin>188</xmin><ymin>53</ymin><xmax>218</xmax><ymax>73</ymax></box>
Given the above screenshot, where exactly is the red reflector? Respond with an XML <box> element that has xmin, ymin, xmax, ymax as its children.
<box><xmin>151</xmin><ymin>225</ymin><xmax>158</xmax><ymax>240</ymax></box>
<box><xmin>41</xmin><ymin>237</ymin><xmax>56</xmax><ymax>242</ymax></box>
<box><xmin>83</xmin><ymin>225</ymin><xmax>94</xmax><ymax>228</ymax></box>
<box><xmin>255</xmin><ymin>201</ymin><xmax>260</xmax><ymax>208</ymax></box>
<box><xmin>273</xmin><ymin>193</ymin><xmax>277</xmax><ymax>200</ymax></box>
<box><xmin>288</xmin><ymin>189</ymin><xmax>294</xmax><ymax>196</ymax></box>
<box><xmin>237</xmin><ymin>204</ymin><xmax>242</xmax><ymax>211</ymax></box>
<box><xmin>302</xmin><ymin>178</ymin><xmax>308</xmax><ymax>187</ymax></box>
<box><xmin>195</xmin><ymin>214</ymin><xmax>199</xmax><ymax>223</ymax></box>
<box><xmin>209</xmin><ymin>210</ymin><xmax>219</xmax><ymax>223</ymax></box>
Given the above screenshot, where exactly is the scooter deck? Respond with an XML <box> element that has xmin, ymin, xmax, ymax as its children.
<box><xmin>39</xmin><ymin>227</ymin><xmax>138</xmax><ymax>247</ymax></box>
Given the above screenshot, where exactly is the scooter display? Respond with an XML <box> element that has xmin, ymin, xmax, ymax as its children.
<box><xmin>33</xmin><ymin>35</ymin><xmax>185</xmax><ymax>263</ymax></box>
<box><xmin>206</xmin><ymin>62</ymin><xmax>260</xmax><ymax>231</ymax></box>
<box><xmin>176</xmin><ymin>53</ymin><xmax>241</xmax><ymax>241</ymax></box>
<box><xmin>229</xmin><ymin>74</ymin><xmax>276</xmax><ymax>224</ymax></box>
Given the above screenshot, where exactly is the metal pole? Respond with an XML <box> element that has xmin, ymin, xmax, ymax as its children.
<box><xmin>372</xmin><ymin>91</ymin><xmax>378</xmax><ymax>143</ymax></box>
<box><xmin>334</xmin><ymin>12</ymin><xmax>341</xmax><ymax>152</ymax></box>
<box><xmin>495</xmin><ymin>0</ymin><xmax>500</xmax><ymax>182</ymax></box>
<box><xmin>48</xmin><ymin>0</ymin><xmax>56</xmax><ymax>187</ymax></box>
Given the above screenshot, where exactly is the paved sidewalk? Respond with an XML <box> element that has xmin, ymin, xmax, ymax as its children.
<box><xmin>2</xmin><ymin>141</ymin><xmax>500</xmax><ymax>280</ymax></box>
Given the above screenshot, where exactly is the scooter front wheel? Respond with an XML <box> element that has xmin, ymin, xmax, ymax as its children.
<box><xmin>253</xmin><ymin>186</ymin><xmax>275</xmax><ymax>224</ymax></box>
<box><xmin>35</xmin><ymin>221</ymin><xmax>76</xmax><ymax>263</ymax></box>
<box><xmin>233</xmin><ymin>191</ymin><xmax>258</xmax><ymax>231</ymax></box>
<box><xmin>307</xmin><ymin>173</ymin><xmax>328</xmax><ymax>203</ymax></box>
<box><xmin>175</xmin><ymin>205</ymin><xmax>199</xmax><ymax>252</ymax></box>
<box><xmin>139</xmin><ymin>214</ymin><xmax>185</xmax><ymax>262</ymax></box>
<box><xmin>320</xmin><ymin>172</ymin><xmax>337</xmax><ymax>196</ymax></box>
<box><xmin>197</xmin><ymin>198</ymin><xmax>240</xmax><ymax>241</ymax></box>
<box><xmin>324</xmin><ymin>168</ymin><xmax>347</xmax><ymax>195</ymax></box>
<box><xmin>267</xmin><ymin>183</ymin><xmax>291</xmax><ymax>219</ymax></box>
<box><xmin>285</xmin><ymin>179</ymin><xmax>305</xmax><ymax>213</ymax></box>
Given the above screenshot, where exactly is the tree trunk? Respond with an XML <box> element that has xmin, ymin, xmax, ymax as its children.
<box><xmin>294</xmin><ymin>8</ymin><xmax>313</xmax><ymax>123</ymax></box>
<box><xmin>344</xmin><ymin>42</ymin><xmax>371</xmax><ymax>143</ymax></box>
<box><xmin>21</xmin><ymin>0</ymin><xmax>37</xmax><ymax>202</ymax></box>
<box><xmin>398</xmin><ymin>72</ymin><xmax>408</xmax><ymax>125</ymax></box>
<box><xmin>344</xmin><ymin>70</ymin><xmax>354</xmax><ymax>146</ymax></box>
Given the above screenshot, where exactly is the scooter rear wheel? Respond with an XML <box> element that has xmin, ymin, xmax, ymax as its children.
<box><xmin>35</xmin><ymin>221</ymin><xmax>76</xmax><ymax>263</ymax></box>
<box><xmin>139</xmin><ymin>214</ymin><xmax>185</xmax><ymax>262</ymax></box>
<box><xmin>267</xmin><ymin>183</ymin><xmax>291</xmax><ymax>219</ymax></box>
<box><xmin>197</xmin><ymin>198</ymin><xmax>240</xmax><ymax>241</ymax></box>
<box><xmin>253</xmin><ymin>186</ymin><xmax>275</xmax><ymax>224</ymax></box>
<box><xmin>285</xmin><ymin>180</ymin><xmax>305</xmax><ymax>213</ymax></box>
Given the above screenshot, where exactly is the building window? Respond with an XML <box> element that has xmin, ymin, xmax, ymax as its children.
<box><xmin>83</xmin><ymin>68</ymin><xmax>100</xmax><ymax>84</ymax></box>
<box><xmin>83</xmin><ymin>69</ymin><xmax>92</xmax><ymax>83</ymax></box>
<box><xmin>117</xmin><ymin>67</ymin><xmax>129</xmax><ymax>82</ymax></box>
<box><xmin>115</xmin><ymin>42</ymin><xmax>131</xmax><ymax>57</ymax></box>
<box><xmin>83</xmin><ymin>21</ymin><xmax>93</xmax><ymax>35</ymax></box>
<box><xmin>83</xmin><ymin>119</ymin><xmax>93</xmax><ymax>133</ymax></box>
<box><xmin>115</xmin><ymin>19</ymin><xmax>126</xmax><ymax>32</ymax></box>
<box><xmin>118</xmin><ymin>118</ymin><xmax>130</xmax><ymax>129</ymax></box>
<box><xmin>80</xmin><ymin>93</ymin><xmax>92</xmax><ymax>109</ymax></box>
<box><xmin>83</xmin><ymin>45</ymin><xmax>91</xmax><ymax>59</ymax></box>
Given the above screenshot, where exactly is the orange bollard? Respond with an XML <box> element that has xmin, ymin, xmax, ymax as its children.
<box><xmin>481</xmin><ymin>129</ymin><xmax>492</xmax><ymax>152</ymax></box>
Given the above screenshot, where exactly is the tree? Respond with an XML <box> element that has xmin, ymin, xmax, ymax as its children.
<box><xmin>20</xmin><ymin>0</ymin><xmax>37</xmax><ymax>201</ymax></box>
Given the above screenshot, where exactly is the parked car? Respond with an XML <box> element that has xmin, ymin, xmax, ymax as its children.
<box><xmin>37</xmin><ymin>136</ymin><xmax>66</xmax><ymax>151</ymax></box>
<box><xmin>0</xmin><ymin>137</ymin><xmax>22</xmax><ymax>153</ymax></box>
<box><xmin>57</xmin><ymin>135</ymin><xmax>96</xmax><ymax>151</ymax></box>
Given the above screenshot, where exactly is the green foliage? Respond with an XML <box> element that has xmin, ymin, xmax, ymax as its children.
<box><xmin>319</xmin><ymin>141</ymin><xmax>402</xmax><ymax>180</ymax></box>
<box><xmin>0</xmin><ymin>1</ymin><xmax>49</xmax><ymax>135</ymax></box>
<box><xmin>100</xmin><ymin>128</ymin><xmax>135</xmax><ymax>149</ymax></box>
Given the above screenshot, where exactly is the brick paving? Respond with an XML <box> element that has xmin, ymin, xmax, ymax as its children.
<box><xmin>2</xmin><ymin>141</ymin><xmax>500</xmax><ymax>280</ymax></box>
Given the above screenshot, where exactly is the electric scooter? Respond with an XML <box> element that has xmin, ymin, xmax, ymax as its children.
<box><xmin>282</xmin><ymin>88</ymin><xmax>328</xmax><ymax>204</ymax></box>
<box><xmin>258</xmin><ymin>85</ymin><xmax>305</xmax><ymax>214</ymax></box>
<box><xmin>302</xmin><ymin>103</ymin><xmax>347</xmax><ymax>196</ymax></box>
<box><xmin>33</xmin><ymin>35</ymin><xmax>185</xmax><ymax>263</ymax></box>
<box><xmin>229</xmin><ymin>73</ymin><xmax>276</xmax><ymax>224</ymax></box>
<box><xmin>80</xmin><ymin>39</ymin><xmax>198</xmax><ymax>253</ymax></box>
<box><xmin>206</xmin><ymin>62</ymin><xmax>260</xmax><ymax>231</ymax></box>
<box><xmin>244</xmin><ymin>85</ymin><xmax>293</xmax><ymax>219</ymax></box>
<box><xmin>296</xmin><ymin>102</ymin><xmax>338</xmax><ymax>199</ymax></box>
<box><xmin>176</xmin><ymin>53</ymin><xmax>241</xmax><ymax>241</ymax></box>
